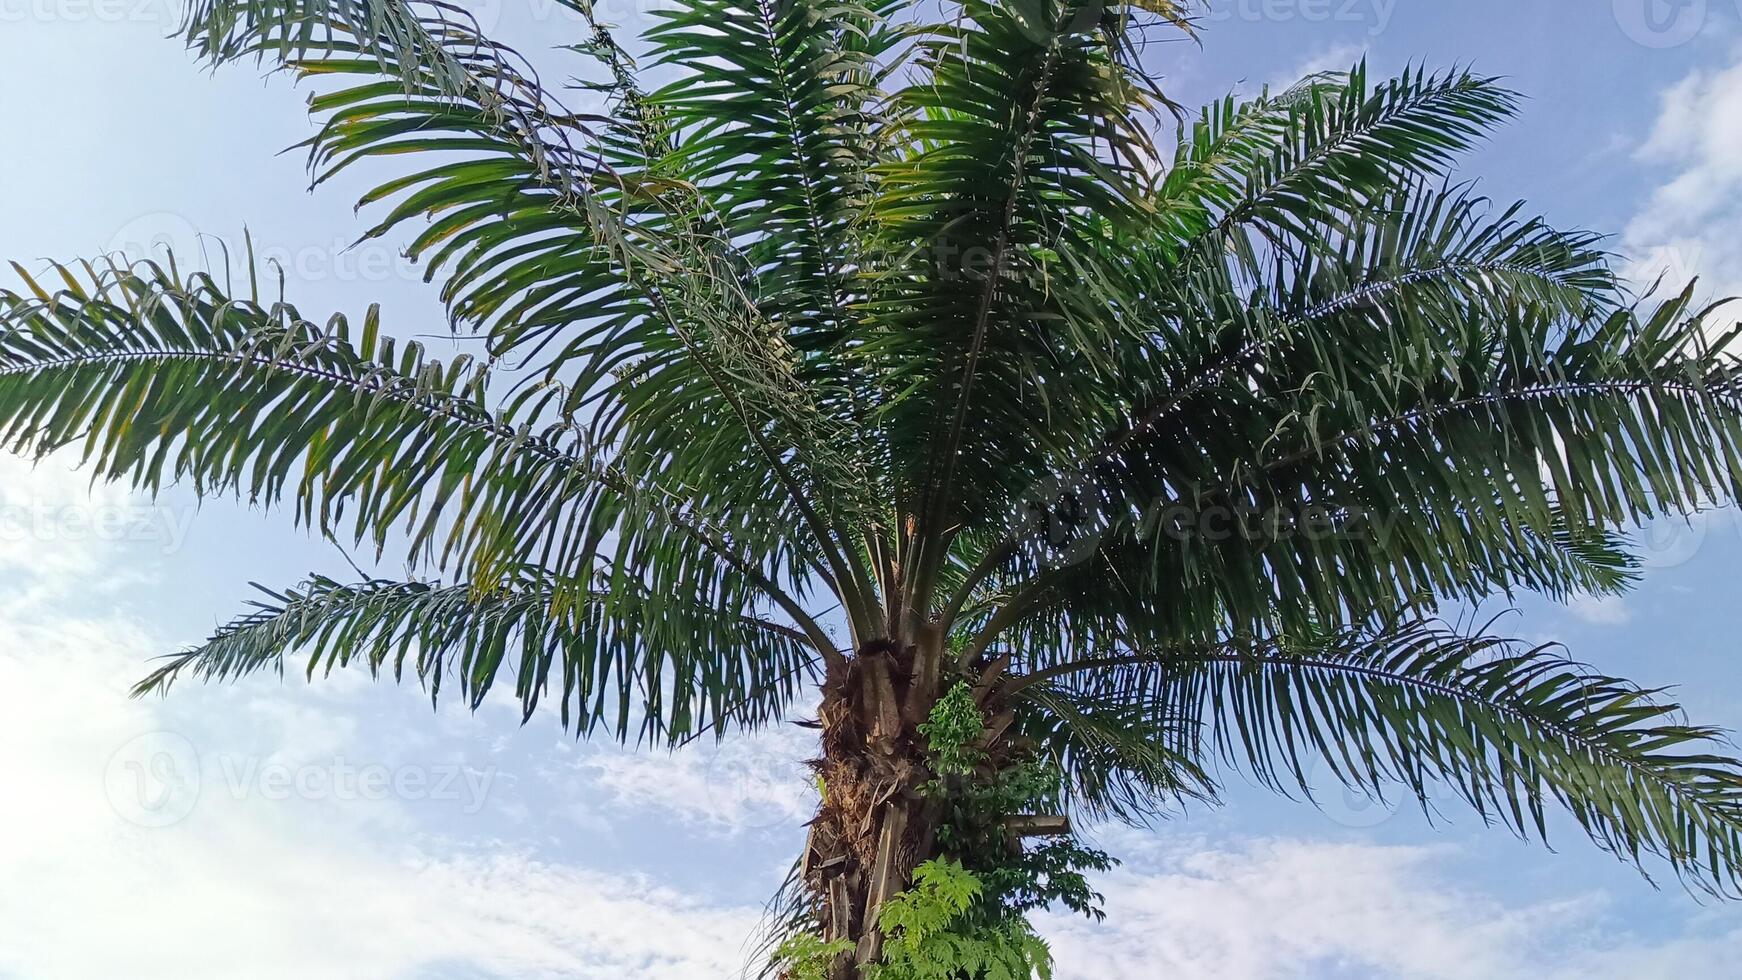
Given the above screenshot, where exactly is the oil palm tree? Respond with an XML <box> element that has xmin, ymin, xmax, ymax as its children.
<box><xmin>6</xmin><ymin>0</ymin><xmax>1742</xmax><ymax>975</ymax></box>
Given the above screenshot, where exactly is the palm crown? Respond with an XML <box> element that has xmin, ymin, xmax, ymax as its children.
<box><xmin>6</xmin><ymin>0</ymin><xmax>1742</xmax><ymax>975</ymax></box>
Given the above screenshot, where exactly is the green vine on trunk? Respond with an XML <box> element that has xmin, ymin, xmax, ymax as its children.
<box><xmin>922</xmin><ymin>683</ymin><xmax>1114</xmax><ymax>922</ymax></box>
<box><xmin>919</xmin><ymin>681</ymin><xmax>987</xmax><ymax>777</ymax></box>
<box><xmin>877</xmin><ymin>683</ymin><xmax>1113</xmax><ymax>977</ymax></box>
<box><xmin>868</xmin><ymin>859</ymin><xmax>1052</xmax><ymax>980</ymax></box>
<box><xmin>777</xmin><ymin>682</ymin><xmax>1112</xmax><ymax>979</ymax></box>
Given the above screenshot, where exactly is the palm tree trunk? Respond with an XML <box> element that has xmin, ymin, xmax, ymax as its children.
<box><xmin>805</xmin><ymin>631</ymin><xmax>947</xmax><ymax>977</ymax></box>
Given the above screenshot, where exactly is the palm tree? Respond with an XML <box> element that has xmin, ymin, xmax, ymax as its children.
<box><xmin>6</xmin><ymin>0</ymin><xmax>1742</xmax><ymax>975</ymax></box>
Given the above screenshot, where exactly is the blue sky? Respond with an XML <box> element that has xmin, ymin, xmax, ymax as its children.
<box><xmin>3</xmin><ymin>2</ymin><xmax>1742</xmax><ymax>977</ymax></box>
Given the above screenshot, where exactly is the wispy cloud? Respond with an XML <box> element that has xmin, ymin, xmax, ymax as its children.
<box><xmin>0</xmin><ymin>462</ymin><xmax>764</xmax><ymax>980</ymax></box>
<box><xmin>1269</xmin><ymin>42</ymin><xmax>1367</xmax><ymax>92</ymax></box>
<box><xmin>1624</xmin><ymin>43</ymin><xmax>1742</xmax><ymax>308</ymax></box>
<box><xmin>0</xmin><ymin>619</ymin><xmax>764</xmax><ymax>980</ymax></box>
<box><xmin>1045</xmin><ymin>837</ymin><xmax>1741</xmax><ymax>980</ymax></box>
<box><xmin>1568</xmin><ymin>593</ymin><xmax>1633</xmax><ymax>626</ymax></box>
<box><xmin>573</xmin><ymin>722</ymin><xmax>819</xmax><ymax>835</ymax></box>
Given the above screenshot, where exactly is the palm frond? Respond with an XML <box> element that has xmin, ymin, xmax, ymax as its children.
<box><xmin>182</xmin><ymin>0</ymin><xmax>646</xmax><ymax>349</ymax></box>
<box><xmin>1013</xmin><ymin>617</ymin><xmax>1742</xmax><ymax>896</ymax></box>
<box><xmin>178</xmin><ymin>0</ymin><xmax>887</xmax><ymax>636</ymax></box>
<box><xmin>867</xmin><ymin>0</ymin><xmax>1185</xmax><ymax>606</ymax></box>
<box><xmin>0</xmin><ymin>255</ymin><xmax>840</xmax><ymax>661</ymax></box>
<box><xmin>1016</xmin><ymin>680</ymin><xmax>1213</xmax><ymax>824</ymax></box>
<box><xmin>646</xmin><ymin>0</ymin><xmax>902</xmax><ymax>327</ymax></box>
<box><xmin>138</xmin><ymin>570</ymin><xmax>818</xmax><ymax>743</ymax></box>
<box><xmin>1181</xmin><ymin>62</ymin><xmax>1521</xmax><ymax>248</ymax></box>
<box><xmin>972</xmin><ymin>185</ymin><xmax>1738</xmax><ymax>639</ymax></box>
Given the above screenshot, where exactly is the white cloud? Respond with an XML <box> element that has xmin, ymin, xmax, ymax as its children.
<box><xmin>1044</xmin><ymin>839</ymin><xmax>1562</xmax><ymax>980</ymax></box>
<box><xmin>0</xmin><ymin>452</ymin><xmax>124</xmax><ymax>591</ymax></box>
<box><xmin>0</xmin><ymin>461</ymin><xmax>766</xmax><ymax>980</ymax></box>
<box><xmin>575</xmin><ymin>722</ymin><xmax>819</xmax><ymax>834</ymax></box>
<box><xmin>1568</xmin><ymin>593</ymin><xmax>1633</xmax><ymax>625</ymax></box>
<box><xmin>1270</xmin><ymin>42</ymin><xmax>1368</xmax><ymax>92</ymax></box>
<box><xmin>1044</xmin><ymin>837</ymin><xmax>1742</xmax><ymax>980</ymax></box>
<box><xmin>0</xmin><ymin>604</ymin><xmax>767</xmax><ymax>979</ymax></box>
<box><xmin>1624</xmin><ymin>45</ymin><xmax>1742</xmax><ymax>306</ymax></box>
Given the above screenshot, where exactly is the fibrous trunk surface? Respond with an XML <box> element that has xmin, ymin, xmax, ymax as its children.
<box><xmin>805</xmin><ymin>636</ymin><xmax>945</xmax><ymax>977</ymax></box>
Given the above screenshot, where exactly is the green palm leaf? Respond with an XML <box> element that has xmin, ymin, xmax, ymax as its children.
<box><xmin>964</xmin><ymin>184</ymin><xmax>1738</xmax><ymax>644</ymax></box>
<box><xmin>0</xmin><ymin>256</ymin><xmax>840</xmax><ymax>660</ymax></box>
<box><xmin>139</xmin><ymin>570</ymin><xmax>819</xmax><ymax>742</ymax></box>
<box><xmin>1010</xmin><ymin>617</ymin><xmax>1742</xmax><ymax>895</ymax></box>
<box><xmin>176</xmin><ymin>0</ymin><xmax>890</xmax><ymax>638</ymax></box>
